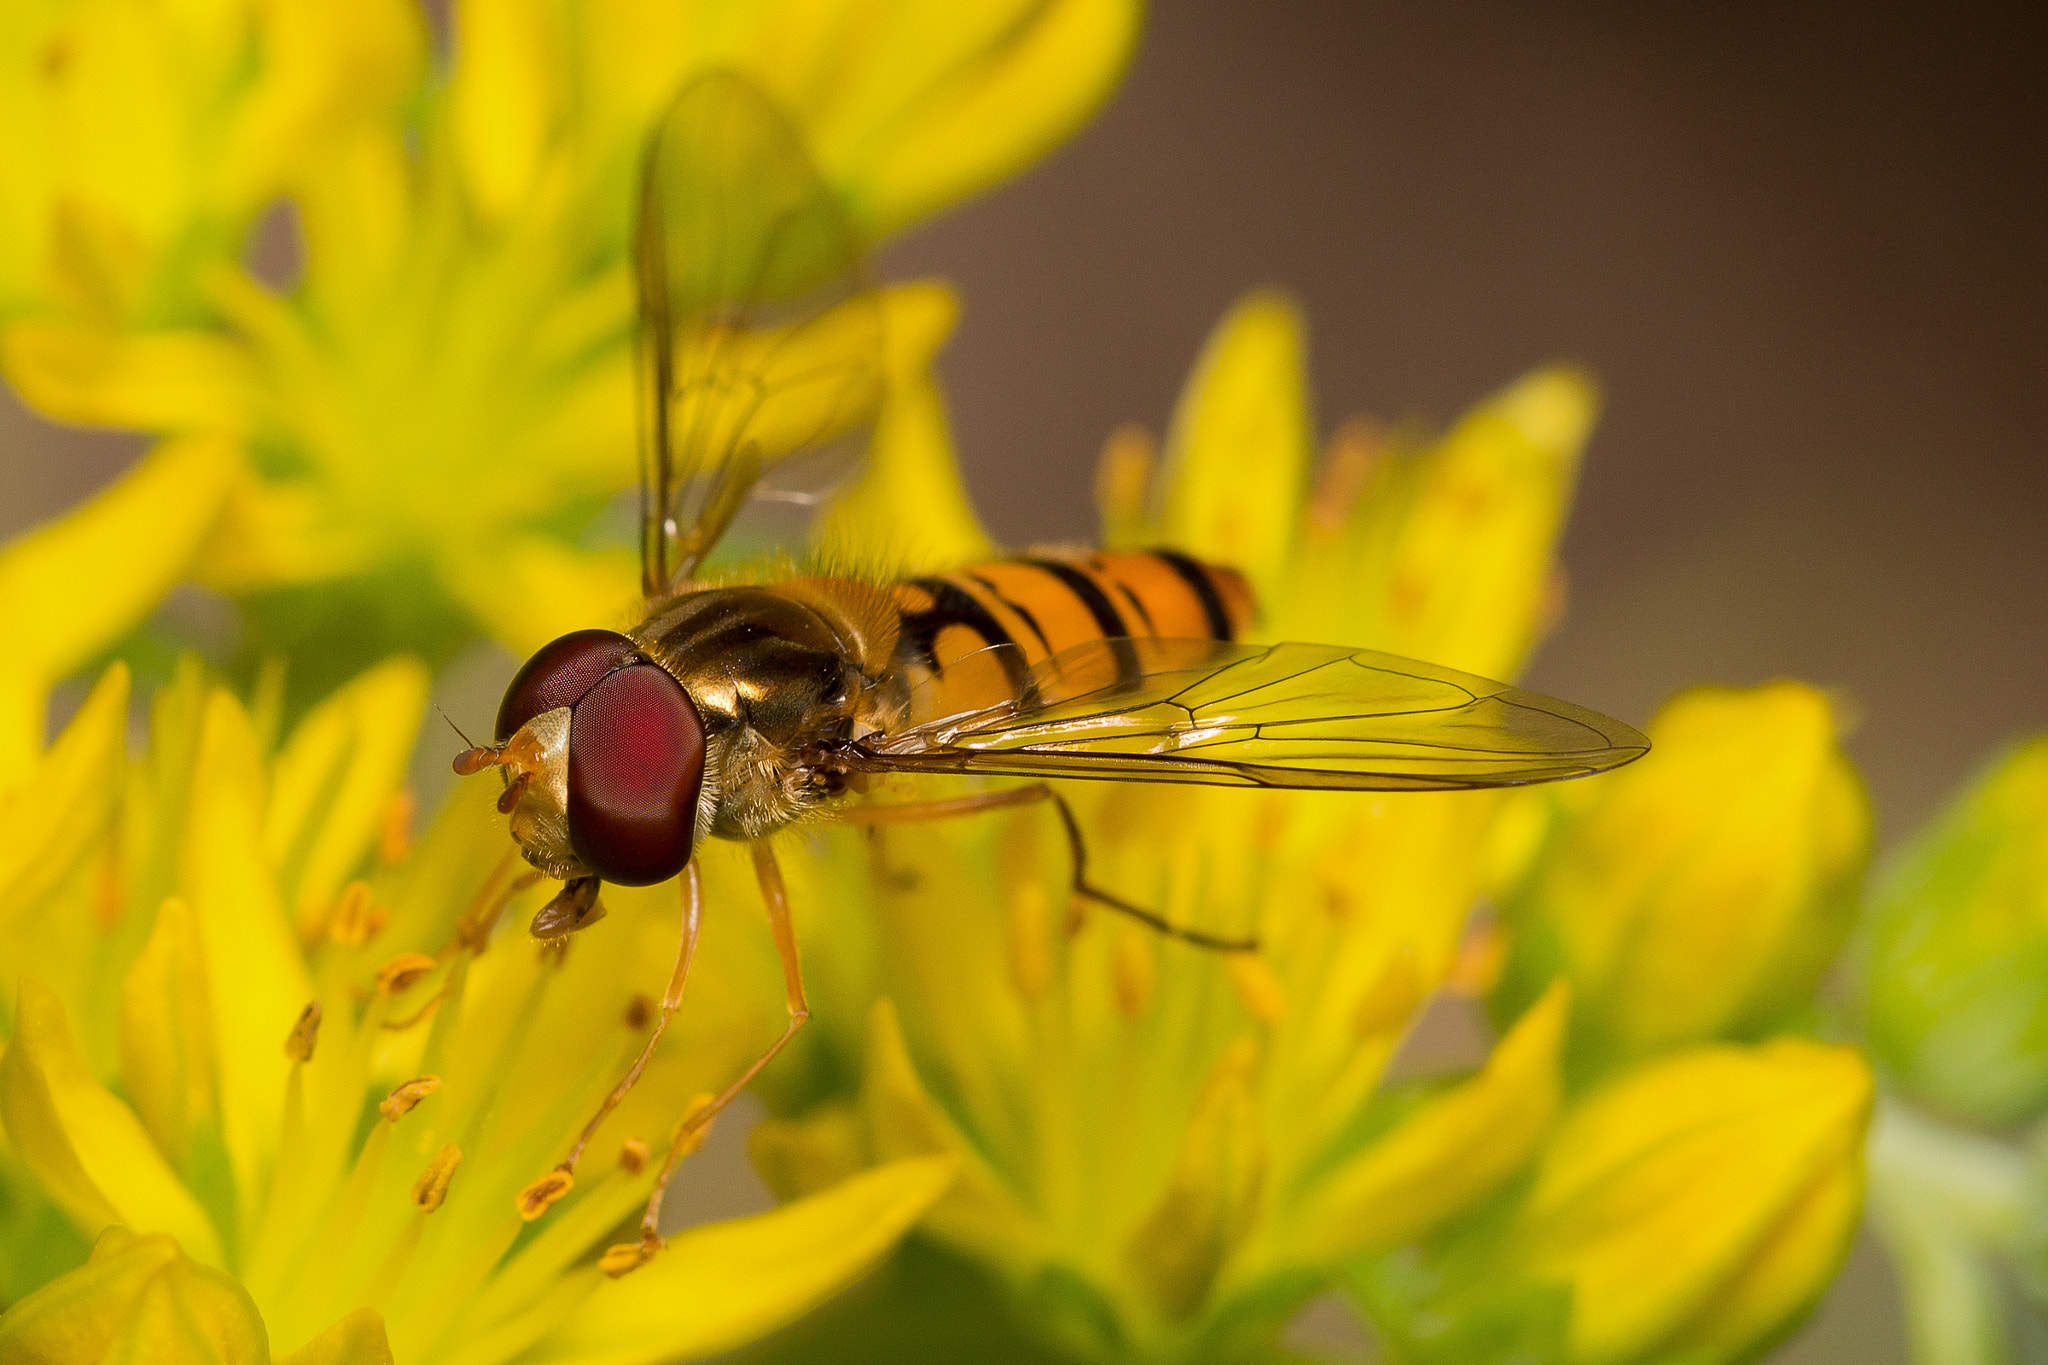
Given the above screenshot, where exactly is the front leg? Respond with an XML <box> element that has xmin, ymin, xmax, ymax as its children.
<box><xmin>600</xmin><ymin>838</ymin><xmax>811</xmax><ymax>1276</ymax></box>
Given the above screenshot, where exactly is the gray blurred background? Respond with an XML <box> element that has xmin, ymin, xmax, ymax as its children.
<box><xmin>5</xmin><ymin>2</ymin><xmax>2043</xmax><ymax>1358</ymax></box>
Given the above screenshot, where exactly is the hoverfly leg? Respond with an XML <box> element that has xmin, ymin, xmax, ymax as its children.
<box><xmin>838</xmin><ymin>784</ymin><xmax>1259</xmax><ymax>954</ymax></box>
<box><xmin>617</xmin><ymin>841</ymin><xmax>810</xmax><ymax>1272</ymax></box>
<box><xmin>543</xmin><ymin>867</ymin><xmax>703</xmax><ymax>1200</ymax></box>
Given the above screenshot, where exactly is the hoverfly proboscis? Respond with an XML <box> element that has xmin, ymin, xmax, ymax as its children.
<box><xmin>451</xmin><ymin>69</ymin><xmax>1649</xmax><ymax>1275</ymax></box>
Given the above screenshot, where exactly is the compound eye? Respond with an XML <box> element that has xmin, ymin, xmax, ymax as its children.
<box><xmin>497</xmin><ymin>629</ymin><xmax>639</xmax><ymax>743</ymax></box>
<box><xmin>566</xmin><ymin>663</ymin><xmax>705</xmax><ymax>886</ymax></box>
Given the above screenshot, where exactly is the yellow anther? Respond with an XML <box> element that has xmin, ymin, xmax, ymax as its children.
<box><xmin>284</xmin><ymin>1000</ymin><xmax>322</xmax><ymax>1062</ymax></box>
<box><xmin>412</xmin><ymin>1144</ymin><xmax>462</xmax><ymax>1212</ymax></box>
<box><xmin>516</xmin><ymin>1168</ymin><xmax>574</xmax><ymax>1221</ymax></box>
<box><xmin>379</xmin><ymin>788</ymin><xmax>417</xmax><ymax>865</ymax></box>
<box><xmin>1006</xmin><ymin>883</ymin><xmax>1052</xmax><ymax>1002</ymax></box>
<box><xmin>374</xmin><ymin>953</ymin><xmax>437</xmax><ymax>995</ymax></box>
<box><xmin>1227</xmin><ymin>954</ymin><xmax>1287</xmax><ymax>1026</ymax></box>
<box><xmin>1444</xmin><ymin>922</ymin><xmax>1506</xmax><ymax>998</ymax></box>
<box><xmin>599</xmin><ymin>1235</ymin><xmax>662</xmax><ymax>1278</ymax></box>
<box><xmin>624</xmin><ymin>993</ymin><xmax>655</xmax><ymax>1031</ymax></box>
<box><xmin>618</xmin><ymin>1138</ymin><xmax>650</xmax><ymax>1174</ymax></box>
<box><xmin>1111</xmin><ymin>927</ymin><xmax>1156</xmax><ymax>1018</ymax></box>
<box><xmin>329</xmin><ymin>881</ymin><xmax>382</xmax><ymax>945</ymax></box>
<box><xmin>379</xmin><ymin>1075</ymin><xmax>443</xmax><ymax>1121</ymax></box>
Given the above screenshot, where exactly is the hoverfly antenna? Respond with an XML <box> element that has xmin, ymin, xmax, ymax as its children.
<box><xmin>441</xmin><ymin>705</ymin><xmax>500</xmax><ymax>776</ymax></box>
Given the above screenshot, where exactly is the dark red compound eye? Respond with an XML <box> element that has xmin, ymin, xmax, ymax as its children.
<box><xmin>496</xmin><ymin>629</ymin><xmax>641</xmax><ymax>744</ymax></box>
<box><xmin>566</xmin><ymin>663</ymin><xmax>705</xmax><ymax>886</ymax></box>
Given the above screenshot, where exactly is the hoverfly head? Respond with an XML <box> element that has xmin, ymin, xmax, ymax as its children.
<box><xmin>458</xmin><ymin>628</ymin><xmax>706</xmax><ymax>890</ymax></box>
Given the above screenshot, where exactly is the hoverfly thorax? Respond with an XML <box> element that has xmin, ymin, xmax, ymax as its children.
<box><xmin>487</xmin><ymin>628</ymin><xmax>707</xmax><ymax>887</ymax></box>
<box><xmin>635</xmin><ymin>585</ymin><xmax>874</xmax><ymax>841</ymax></box>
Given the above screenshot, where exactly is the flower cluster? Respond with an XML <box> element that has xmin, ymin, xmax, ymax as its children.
<box><xmin>741</xmin><ymin>295</ymin><xmax>1876</xmax><ymax>1364</ymax></box>
<box><xmin>10</xmin><ymin>3</ymin><xmax>2039</xmax><ymax>1364</ymax></box>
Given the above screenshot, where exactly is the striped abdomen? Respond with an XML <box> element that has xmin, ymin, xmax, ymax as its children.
<box><xmin>888</xmin><ymin>549</ymin><xmax>1255</xmax><ymax>723</ymax></box>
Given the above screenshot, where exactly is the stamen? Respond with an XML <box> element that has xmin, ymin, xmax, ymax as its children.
<box><xmin>516</xmin><ymin>1167</ymin><xmax>574</xmax><ymax>1221</ymax></box>
<box><xmin>1111</xmin><ymin>928</ymin><xmax>1156</xmax><ymax>1018</ymax></box>
<box><xmin>1006</xmin><ymin>884</ymin><xmax>1052</xmax><ymax>1002</ymax></box>
<box><xmin>412</xmin><ymin>1144</ymin><xmax>462</xmax><ymax>1212</ymax></box>
<box><xmin>618</xmin><ymin>1138</ymin><xmax>650</xmax><ymax>1174</ymax></box>
<box><xmin>374</xmin><ymin>953</ymin><xmax>438</xmax><ymax>996</ymax></box>
<box><xmin>623</xmin><ymin>994</ymin><xmax>655</xmax><ymax>1031</ymax></box>
<box><xmin>329</xmin><ymin>881</ymin><xmax>382</xmax><ymax>945</ymax></box>
<box><xmin>378</xmin><ymin>789</ymin><xmax>417</xmax><ymax>865</ymax></box>
<box><xmin>379</xmin><ymin>1075</ymin><xmax>443</xmax><ymax>1121</ymax></box>
<box><xmin>598</xmin><ymin>1233</ymin><xmax>662</xmax><ymax>1278</ymax></box>
<box><xmin>1227</xmin><ymin>954</ymin><xmax>1287</xmax><ymax>1025</ymax></box>
<box><xmin>284</xmin><ymin>1000</ymin><xmax>322</xmax><ymax>1062</ymax></box>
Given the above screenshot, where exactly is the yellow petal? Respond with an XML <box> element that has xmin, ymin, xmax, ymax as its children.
<box><xmin>443</xmin><ymin>538</ymin><xmax>641</xmax><ymax>660</ymax></box>
<box><xmin>1504</xmin><ymin>683</ymin><xmax>1867</xmax><ymax>1066</ymax></box>
<box><xmin>837</xmin><ymin>0</ymin><xmax>1144</xmax><ymax>237</ymax></box>
<box><xmin>530</xmin><ymin>1156</ymin><xmax>956</xmax><ymax>1365</ymax></box>
<box><xmin>2</xmin><ymin>324</ymin><xmax>258</xmax><ymax>433</ymax></box>
<box><xmin>119</xmin><ymin>898</ymin><xmax>219</xmax><ymax>1165</ymax></box>
<box><xmin>1157</xmin><ymin>291</ymin><xmax>1313</xmax><ymax>604</ymax></box>
<box><xmin>1123</xmin><ymin>1039</ymin><xmax>1264</xmax><ymax>1319</ymax></box>
<box><xmin>277</xmin><ymin>1308</ymin><xmax>397</xmax><ymax>1365</ymax></box>
<box><xmin>1303</xmin><ymin>366</ymin><xmax>1594</xmax><ymax>677</ymax></box>
<box><xmin>0</xmin><ymin>435</ymin><xmax>234</xmax><ymax>782</ymax></box>
<box><xmin>0</xmin><ymin>1228</ymin><xmax>265</xmax><ymax>1364</ymax></box>
<box><xmin>264</xmin><ymin>657</ymin><xmax>430</xmax><ymax>940</ymax></box>
<box><xmin>813</xmin><ymin>281</ymin><xmax>994</xmax><ymax>572</ymax></box>
<box><xmin>0</xmin><ymin>663</ymin><xmax>128</xmax><ymax>922</ymax></box>
<box><xmin>862</xmin><ymin>1000</ymin><xmax>1040</xmax><ymax>1266</ymax></box>
<box><xmin>1287</xmin><ymin>982</ymin><xmax>1568</xmax><ymax>1262</ymax></box>
<box><xmin>0</xmin><ymin>980</ymin><xmax>224</xmax><ymax>1265</ymax></box>
<box><xmin>183</xmin><ymin>688</ymin><xmax>312</xmax><ymax>1212</ymax></box>
<box><xmin>1513</xmin><ymin>1040</ymin><xmax>1872</xmax><ymax>1365</ymax></box>
<box><xmin>223</xmin><ymin>0</ymin><xmax>426</xmax><ymax>217</ymax></box>
<box><xmin>450</xmin><ymin>0</ymin><xmax>560</xmax><ymax>223</ymax></box>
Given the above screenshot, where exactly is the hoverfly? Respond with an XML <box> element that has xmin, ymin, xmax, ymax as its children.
<box><xmin>454</xmin><ymin>70</ymin><xmax>1648</xmax><ymax>1272</ymax></box>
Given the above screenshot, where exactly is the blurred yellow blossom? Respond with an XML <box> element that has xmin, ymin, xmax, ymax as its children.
<box><xmin>1358</xmin><ymin>1039</ymin><xmax>1872</xmax><ymax>1365</ymax></box>
<box><xmin>0</xmin><ymin>0</ymin><xmax>1139</xmax><ymax>700</ymax></box>
<box><xmin>1857</xmin><ymin>735</ymin><xmax>2048</xmax><ymax>1125</ymax></box>
<box><xmin>1495</xmin><ymin>682</ymin><xmax>1870</xmax><ymax>1072</ymax></box>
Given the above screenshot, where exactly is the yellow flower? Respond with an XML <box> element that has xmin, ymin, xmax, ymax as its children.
<box><xmin>1</xmin><ymin>0</ymin><xmax>1139</xmax><ymax>694</ymax></box>
<box><xmin>1495</xmin><ymin>682</ymin><xmax>1871</xmax><ymax>1072</ymax></box>
<box><xmin>0</xmin><ymin>472</ymin><xmax>951</xmax><ymax>1359</ymax></box>
<box><xmin>1357</xmin><ymin>1040</ymin><xmax>1872</xmax><ymax>1365</ymax></box>
<box><xmin>744</xmin><ymin>293</ymin><xmax>1620</xmax><ymax>1358</ymax></box>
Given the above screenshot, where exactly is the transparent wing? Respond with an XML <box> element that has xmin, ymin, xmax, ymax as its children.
<box><xmin>857</xmin><ymin>638</ymin><xmax>1650</xmax><ymax>790</ymax></box>
<box><xmin>637</xmin><ymin>70</ymin><xmax>885</xmax><ymax>595</ymax></box>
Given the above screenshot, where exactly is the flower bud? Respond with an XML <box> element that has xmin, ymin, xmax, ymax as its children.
<box><xmin>1857</xmin><ymin>736</ymin><xmax>2048</xmax><ymax>1124</ymax></box>
<box><xmin>1496</xmin><ymin>1041</ymin><xmax>1868</xmax><ymax>1365</ymax></box>
<box><xmin>1497</xmin><ymin>683</ymin><xmax>1868</xmax><ymax>1069</ymax></box>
